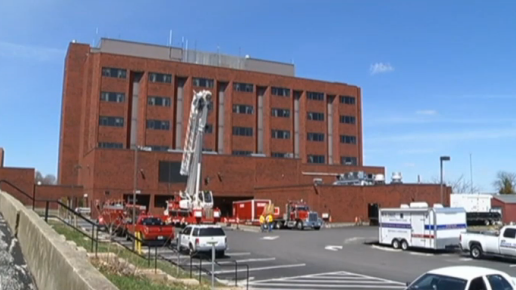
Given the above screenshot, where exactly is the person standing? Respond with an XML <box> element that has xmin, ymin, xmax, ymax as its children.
<box><xmin>259</xmin><ymin>214</ymin><xmax>265</xmax><ymax>232</ymax></box>
<box><xmin>266</xmin><ymin>214</ymin><xmax>274</xmax><ymax>232</ymax></box>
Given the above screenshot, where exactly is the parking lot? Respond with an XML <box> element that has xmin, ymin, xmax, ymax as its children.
<box><xmin>69</xmin><ymin>218</ymin><xmax>516</xmax><ymax>288</ymax></box>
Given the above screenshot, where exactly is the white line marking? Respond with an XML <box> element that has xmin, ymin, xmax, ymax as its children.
<box><xmin>410</xmin><ymin>252</ymin><xmax>434</xmax><ymax>256</ymax></box>
<box><xmin>371</xmin><ymin>245</ymin><xmax>401</xmax><ymax>252</ymax></box>
<box><xmin>459</xmin><ymin>258</ymin><xmax>473</xmax><ymax>261</ymax></box>
<box><xmin>261</xmin><ymin>236</ymin><xmax>279</xmax><ymax>240</ymax></box>
<box><xmin>259</xmin><ymin>279</ymin><xmax>402</xmax><ymax>284</ymax></box>
<box><xmin>226</xmin><ymin>252</ymin><xmax>251</xmax><ymax>256</ymax></box>
<box><xmin>325</xmin><ymin>245</ymin><xmax>343</xmax><ymax>251</ymax></box>
<box><xmin>509</xmin><ymin>265</ymin><xmax>516</xmax><ymax>267</ymax></box>
<box><xmin>213</xmin><ymin>263</ymin><xmax>306</xmax><ymax>274</ymax></box>
<box><xmin>251</xmin><ymin>271</ymin><xmax>347</xmax><ymax>283</ymax></box>
<box><xmin>217</xmin><ymin>257</ymin><xmax>276</xmax><ymax>264</ymax></box>
<box><xmin>248</xmin><ymin>284</ymin><xmax>405</xmax><ymax>289</ymax></box>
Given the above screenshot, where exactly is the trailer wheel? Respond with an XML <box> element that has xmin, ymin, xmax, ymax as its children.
<box><xmin>392</xmin><ymin>239</ymin><xmax>400</xmax><ymax>249</ymax></box>
<box><xmin>470</xmin><ymin>244</ymin><xmax>483</xmax><ymax>259</ymax></box>
<box><xmin>401</xmin><ymin>240</ymin><xmax>409</xmax><ymax>251</ymax></box>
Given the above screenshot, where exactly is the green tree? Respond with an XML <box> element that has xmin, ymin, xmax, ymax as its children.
<box><xmin>493</xmin><ymin>171</ymin><xmax>516</xmax><ymax>194</ymax></box>
<box><xmin>35</xmin><ymin>170</ymin><xmax>57</xmax><ymax>185</ymax></box>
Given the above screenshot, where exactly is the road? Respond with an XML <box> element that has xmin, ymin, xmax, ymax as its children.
<box><xmin>71</xmin><ymin>218</ymin><xmax>516</xmax><ymax>290</ymax></box>
<box><xmin>0</xmin><ymin>214</ymin><xmax>37</xmax><ymax>290</ymax></box>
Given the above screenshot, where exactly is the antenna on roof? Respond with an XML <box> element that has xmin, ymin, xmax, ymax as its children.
<box><xmin>95</xmin><ymin>27</ymin><xmax>99</xmax><ymax>45</ymax></box>
<box><xmin>169</xmin><ymin>30</ymin><xmax>173</xmax><ymax>46</ymax></box>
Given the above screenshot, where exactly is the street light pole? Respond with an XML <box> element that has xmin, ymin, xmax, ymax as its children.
<box><xmin>440</xmin><ymin>156</ymin><xmax>451</xmax><ymax>205</ymax></box>
<box><xmin>133</xmin><ymin>145</ymin><xmax>139</xmax><ymax>226</ymax></box>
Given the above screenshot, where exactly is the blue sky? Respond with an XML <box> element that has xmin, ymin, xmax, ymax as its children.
<box><xmin>1</xmin><ymin>0</ymin><xmax>515</xmax><ymax>191</ymax></box>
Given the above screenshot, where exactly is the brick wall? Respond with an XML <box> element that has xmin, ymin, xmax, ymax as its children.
<box><xmin>0</xmin><ymin>167</ymin><xmax>35</xmax><ymax>205</ymax></box>
<box><xmin>34</xmin><ymin>185</ymin><xmax>84</xmax><ymax>209</ymax></box>
<box><xmin>255</xmin><ymin>184</ymin><xmax>452</xmax><ymax>223</ymax></box>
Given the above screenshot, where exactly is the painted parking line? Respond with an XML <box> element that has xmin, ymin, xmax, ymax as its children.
<box><xmin>214</xmin><ymin>263</ymin><xmax>306</xmax><ymax>275</ymax></box>
<box><xmin>218</xmin><ymin>257</ymin><xmax>276</xmax><ymax>265</ymax></box>
<box><xmin>226</xmin><ymin>252</ymin><xmax>251</xmax><ymax>256</ymax></box>
<box><xmin>249</xmin><ymin>271</ymin><xmax>405</xmax><ymax>289</ymax></box>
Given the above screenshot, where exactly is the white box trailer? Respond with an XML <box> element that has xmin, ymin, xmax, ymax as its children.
<box><xmin>450</xmin><ymin>194</ymin><xmax>492</xmax><ymax>212</ymax></box>
<box><xmin>379</xmin><ymin>203</ymin><xmax>467</xmax><ymax>251</ymax></box>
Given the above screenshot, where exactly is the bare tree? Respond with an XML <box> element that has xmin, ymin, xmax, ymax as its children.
<box><xmin>35</xmin><ymin>170</ymin><xmax>57</xmax><ymax>185</ymax></box>
<box><xmin>429</xmin><ymin>174</ymin><xmax>481</xmax><ymax>193</ymax></box>
<box><xmin>493</xmin><ymin>171</ymin><xmax>516</xmax><ymax>194</ymax></box>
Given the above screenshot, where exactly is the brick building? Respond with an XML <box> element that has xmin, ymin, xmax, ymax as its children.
<box><xmin>48</xmin><ymin>38</ymin><xmax>447</xmax><ymax>221</ymax></box>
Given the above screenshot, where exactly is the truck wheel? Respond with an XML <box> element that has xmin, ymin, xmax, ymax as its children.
<box><xmin>470</xmin><ymin>244</ymin><xmax>483</xmax><ymax>259</ymax></box>
<box><xmin>314</xmin><ymin>226</ymin><xmax>321</xmax><ymax>231</ymax></box>
<box><xmin>392</xmin><ymin>239</ymin><xmax>400</xmax><ymax>249</ymax></box>
<box><xmin>296</xmin><ymin>221</ymin><xmax>304</xmax><ymax>230</ymax></box>
<box><xmin>484</xmin><ymin>220</ymin><xmax>490</xmax><ymax>226</ymax></box>
<box><xmin>275</xmin><ymin>222</ymin><xmax>281</xmax><ymax>230</ymax></box>
<box><xmin>401</xmin><ymin>240</ymin><xmax>409</xmax><ymax>251</ymax></box>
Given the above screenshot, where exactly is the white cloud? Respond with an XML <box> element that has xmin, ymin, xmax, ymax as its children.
<box><xmin>370</xmin><ymin>62</ymin><xmax>394</xmax><ymax>75</ymax></box>
<box><xmin>0</xmin><ymin>41</ymin><xmax>65</xmax><ymax>62</ymax></box>
<box><xmin>415</xmin><ymin>110</ymin><xmax>437</xmax><ymax>116</ymax></box>
<box><xmin>368</xmin><ymin>127</ymin><xmax>516</xmax><ymax>143</ymax></box>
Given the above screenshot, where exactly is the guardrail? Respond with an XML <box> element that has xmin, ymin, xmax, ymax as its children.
<box><xmin>188</xmin><ymin>251</ymin><xmax>249</xmax><ymax>290</ymax></box>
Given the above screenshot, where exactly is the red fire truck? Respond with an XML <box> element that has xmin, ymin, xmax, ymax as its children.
<box><xmin>162</xmin><ymin>90</ymin><xmax>221</xmax><ymax>227</ymax></box>
<box><xmin>227</xmin><ymin>199</ymin><xmax>322</xmax><ymax>230</ymax></box>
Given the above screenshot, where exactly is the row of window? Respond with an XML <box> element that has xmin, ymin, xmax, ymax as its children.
<box><xmin>96</xmin><ymin>142</ymin><xmax>358</xmax><ymax>165</ymax></box>
<box><xmin>98</xmin><ymin>118</ymin><xmax>357</xmax><ymax>144</ymax></box>
<box><xmin>101</xmin><ymin>67</ymin><xmax>357</xmax><ymax>105</ymax></box>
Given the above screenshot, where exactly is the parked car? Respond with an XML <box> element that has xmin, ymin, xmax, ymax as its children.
<box><xmin>178</xmin><ymin>225</ymin><xmax>227</xmax><ymax>258</ymax></box>
<box><xmin>405</xmin><ymin>266</ymin><xmax>516</xmax><ymax>290</ymax></box>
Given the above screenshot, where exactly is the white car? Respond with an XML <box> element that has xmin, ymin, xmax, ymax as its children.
<box><xmin>178</xmin><ymin>224</ymin><xmax>227</xmax><ymax>258</ymax></box>
<box><xmin>405</xmin><ymin>266</ymin><xmax>516</xmax><ymax>290</ymax></box>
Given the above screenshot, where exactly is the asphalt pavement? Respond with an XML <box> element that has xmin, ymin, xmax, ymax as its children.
<box><xmin>68</xmin><ymin>218</ymin><xmax>516</xmax><ymax>289</ymax></box>
<box><xmin>0</xmin><ymin>214</ymin><xmax>37</xmax><ymax>290</ymax></box>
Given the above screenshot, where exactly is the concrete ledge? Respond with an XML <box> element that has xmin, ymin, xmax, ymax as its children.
<box><xmin>0</xmin><ymin>190</ymin><xmax>26</xmax><ymax>235</ymax></box>
<box><xmin>0</xmin><ymin>190</ymin><xmax>118</xmax><ymax>290</ymax></box>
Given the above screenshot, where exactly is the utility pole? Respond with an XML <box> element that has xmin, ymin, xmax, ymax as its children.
<box><xmin>133</xmin><ymin>145</ymin><xmax>138</xmax><ymax>226</ymax></box>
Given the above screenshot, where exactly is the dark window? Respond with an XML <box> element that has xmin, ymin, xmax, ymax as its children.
<box><xmin>307</xmin><ymin>133</ymin><xmax>324</xmax><ymax>142</ymax></box>
<box><xmin>341</xmin><ymin>156</ymin><xmax>358</xmax><ymax>166</ymax></box>
<box><xmin>148</xmin><ymin>145</ymin><xmax>169</xmax><ymax>151</ymax></box>
<box><xmin>141</xmin><ymin>217</ymin><xmax>165</xmax><ymax>226</ymax></box>
<box><xmin>193</xmin><ymin>77</ymin><xmax>214</xmax><ymax>88</ymax></box>
<box><xmin>307</xmin><ymin>91</ymin><xmax>324</xmax><ymax>101</ymax></box>
<box><xmin>271</xmin><ymin>108</ymin><xmax>290</xmax><ymax>118</ymax></box>
<box><xmin>98</xmin><ymin>142</ymin><xmax>123</xmax><ymax>149</ymax></box>
<box><xmin>468</xmin><ymin>277</ymin><xmax>488</xmax><ymax>290</ymax></box>
<box><xmin>102</xmin><ymin>67</ymin><xmax>127</xmax><ymax>79</ymax></box>
<box><xmin>100</xmin><ymin>92</ymin><xmax>125</xmax><ymax>103</ymax></box>
<box><xmin>307</xmin><ymin>155</ymin><xmax>325</xmax><ymax>164</ymax></box>
<box><xmin>340</xmin><ymin>135</ymin><xmax>357</xmax><ymax>144</ymax></box>
<box><xmin>340</xmin><ymin>95</ymin><xmax>356</xmax><ymax>105</ymax></box>
<box><xmin>205</xmin><ymin>124</ymin><xmax>213</xmax><ymax>134</ymax></box>
<box><xmin>503</xmin><ymin>228</ymin><xmax>516</xmax><ymax>238</ymax></box>
<box><xmin>232</xmin><ymin>104</ymin><xmax>254</xmax><ymax>114</ymax></box>
<box><xmin>232</xmin><ymin>127</ymin><xmax>253</xmax><ymax>137</ymax></box>
<box><xmin>99</xmin><ymin>116</ymin><xmax>124</xmax><ymax>127</ymax></box>
<box><xmin>408</xmin><ymin>273</ymin><xmax>468</xmax><ymax>290</ymax></box>
<box><xmin>307</xmin><ymin>112</ymin><xmax>324</xmax><ymax>121</ymax></box>
<box><xmin>146</xmin><ymin>120</ymin><xmax>170</xmax><ymax>130</ymax></box>
<box><xmin>487</xmin><ymin>274</ymin><xmax>514</xmax><ymax>290</ymax></box>
<box><xmin>340</xmin><ymin>115</ymin><xmax>356</xmax><ymax>124</ymax></box>
<box><xmin>148</xmin><ymin>96</ymin><xmax>171</xmax><ymax>107</ymax></box>
<box><xmin>233</xmin><ymin>82</ymin><xmax>254</xmax><ymax>92</ymax></box>
<box><xmin>232</xmin><ymin>150</ymin><xmax>252</xmax><ymax>156</ymax></box>
<box><xmin>271</xmin><ymin>87</ymin><xmax>290</xmax><ymax>97</ymax></box>
<box><xmin>271</xmin><ymin>130</ymin><xmax>290</xmax><ymax>139</ymax></box>
<box><xmin>149</xmin><ymin>72</ymin><xmax>172</xmax><ymax>83</ymax></box>
<box><xmin>198</xmin><ymin>227</ymin><xmax>226</xmax><ymax>237</ymax></box>
<box><xmin>271</xmin><ymin>152</ymin><xmax>290</xmax><ymax>158</ymax></box>
<box><xmin>158</xmin><ymin>161</ymin><xmax>188</xmax><ymax>183</ymax></box>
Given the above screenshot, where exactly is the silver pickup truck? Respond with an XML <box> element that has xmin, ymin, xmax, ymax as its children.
<box><xmin>459</xmin><ymin>225</ymin><xmax>516</xmax><ymax>260</ymax></box>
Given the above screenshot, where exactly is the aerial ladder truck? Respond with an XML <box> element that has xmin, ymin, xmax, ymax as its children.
<box><xmin>163</xmin><ymin>90</ymin><xmax>221</xmax><ymax>227</ymax></box>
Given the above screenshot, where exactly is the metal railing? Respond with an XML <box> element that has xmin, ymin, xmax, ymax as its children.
<box><xmin>0</xmin><ymin>179</ymin><xmax>249</xmax><ymax>288</ymax></box>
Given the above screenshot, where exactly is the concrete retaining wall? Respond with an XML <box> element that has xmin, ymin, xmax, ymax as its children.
<box><xmin>0</xmin><ymin>190</ymin><xmax>118</xmax><ymax>290</ymax></box>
